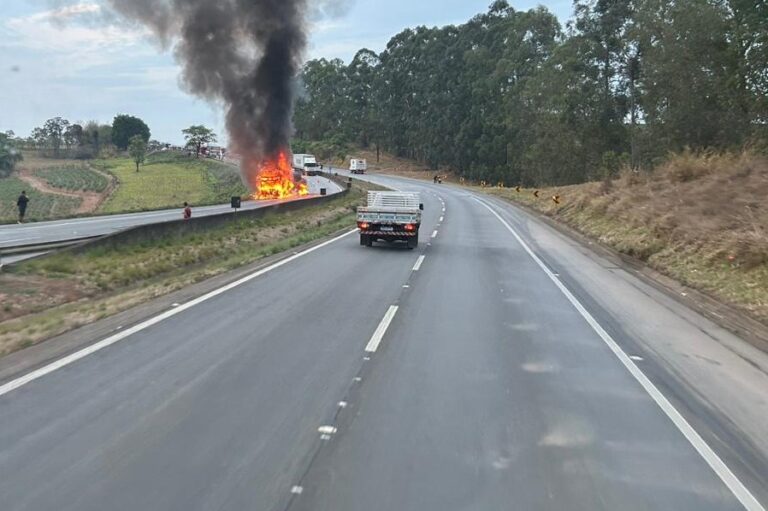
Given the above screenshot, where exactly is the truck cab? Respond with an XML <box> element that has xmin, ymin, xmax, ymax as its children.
<box><xmin>292</xmin><ymin>153</ymin><xmax>320</xmax><ymax>176</ymax></box>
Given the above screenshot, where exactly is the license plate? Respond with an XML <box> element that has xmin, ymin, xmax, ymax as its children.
<box><xmin>380</xmin><ymin>226</ymin><xmax>394</xmax><ymax>232</ymax></box>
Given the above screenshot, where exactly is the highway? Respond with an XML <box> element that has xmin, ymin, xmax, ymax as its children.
<box><xmin>0</xmin><ymin>175</ymin><xmax>341</xmax><ymax>250</ymax></box>
<box><xmin>1</xmin><ymin>172</ymin><xmax>767</xmax><ymax>511</ymax></box>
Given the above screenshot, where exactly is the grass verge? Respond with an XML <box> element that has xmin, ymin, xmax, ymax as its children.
<box><xmin>0</xmin><ymin>181</ymin><xmax>371</xmax><ymax>356</ymax></box>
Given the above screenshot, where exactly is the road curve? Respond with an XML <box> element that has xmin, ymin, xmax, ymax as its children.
<box><xmin>0</xmin><ymin>173</ymin><xmax>766</xmax><ymax>511</ymax></box>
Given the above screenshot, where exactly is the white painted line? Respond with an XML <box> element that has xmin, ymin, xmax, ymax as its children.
<box><xmin>318</xmin><ymin>425</ymin><xmax>337</xmax><ymax>435</ymax></box>
<box><xmin>431</xmin><ymin>230</ymin><xmax>438</xmax><ymax>238</ymax></box>
<box><xmin>2</xmin><ymin>237</ymin><xmax>35</xmax><ymax>244</ymax></box>
<box><xmin>475</xmin><ymin>198</ymin><xmax>764</xmax><ymax>511</ymax></box>
<box><xmin>364</xmin><ymin>305</ymin><xmax>399</xmax><ymax>353</ymax></box>
<box><xmin>291</xmin><ymin>486</ymin><xmax>304</xmax><ymax>495</ymax></box>
<box><xmin>439</xmin><ymin>216</ymin><xmax>444</xmax><ymax>222</ymax></box>
<box><xmin>0</xmin><ymin>229</ymin><xmax>358</xmax><ymax>398</ymax></box>
<box><xmin>441</xmin><ymin>208</ymin><xmax>446</xmax><ymax>213</ymax></box>
<box><xmin>630</xmin><ymin>355</ymin><xmax>644</xmax><ymax>362</ymax></box>
<box><xmin>412</xmin><ymin>255</ymin><xmax>426</xmax><ymax>271</ymax></box>
<box><xmin>338</xmin><ymin>401</ymin><xmax>348</xmax><ymax>408</ymax></box>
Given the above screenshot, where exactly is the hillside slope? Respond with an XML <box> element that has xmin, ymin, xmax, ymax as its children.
<box><xmin>488</xmin><ymin>151</ymin><xmax>768</xmax><ymax>323</ymax></box>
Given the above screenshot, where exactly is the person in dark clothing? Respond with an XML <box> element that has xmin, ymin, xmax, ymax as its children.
<box><xmin>182</xmin><ymin>202</ymin><xmax>192</xmax><ymax>220</ymax></box>
<box><xmin>16</xmin><ymin>191</ymin><xmax>29</xmax><ymax>223</ymax></box>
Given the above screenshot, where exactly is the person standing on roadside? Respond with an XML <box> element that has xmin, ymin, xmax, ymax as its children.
<box><xmin>16</xmin><ymin>190</ymin><xmax>29</xmax><ymax>223</ymax></box>
<box><xmin>182</xmin><ymin>201</ymin><xmax>192</xmax><ymax>220</ymax></box>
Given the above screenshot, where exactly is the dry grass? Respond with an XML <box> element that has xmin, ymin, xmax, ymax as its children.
<box><xmin>0</xmin><ymin>182</ymin><xmax>374</xmax><ymax>356</ymax></box>
<box><xmin>487</xmin><ymin>150</ymin><xmax>768</xmax><ymax>322</ymax></box>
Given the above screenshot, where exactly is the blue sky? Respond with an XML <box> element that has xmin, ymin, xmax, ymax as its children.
<box><xmin>1</xmin><ymin>0</ymin><xmax>573</xmax><ymax>145</ymax></box>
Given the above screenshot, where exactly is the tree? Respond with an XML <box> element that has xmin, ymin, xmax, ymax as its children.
<box><xmin>43</xmin><ymin>117</ymin><xmax>70</xmax><ymax>157</ymax></box>
<box><xmin>64</xmin><ymin>123</ymin><xmax>85</xmax><ymax>149</ymax></box>
<box><xmin>112</xmin><ymin>114</ymin><xmax>150</xmax><ymax>150</ymax></box>
<box><xmin>0</xmin><ymin>132</ymin><xmax>23</xmax><ymax>178</ymax></box>
<box><xmin>182</xmin><ymin>125</ymin><xmax>217</xmax><ymax>157</ymax></box>
<box><xmin>128</xmin><ymin>135</ymin><xmax>147</xmax><ymax>173</ymax></box>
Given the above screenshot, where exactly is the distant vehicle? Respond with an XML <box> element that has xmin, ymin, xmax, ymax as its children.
<box><xmin>357</xmin><ymin>191</ymin><xmax>423</xmax><ymax>249</ymax></box>
<box><xmin>292</xmin><ymin>153</ymin><xmax>319</xmax><ymax>176</ymax></box>
<box><xmin>350</xmin><ymin>158</ymin><xmax>367</xmax><ymax>174</ymax></box>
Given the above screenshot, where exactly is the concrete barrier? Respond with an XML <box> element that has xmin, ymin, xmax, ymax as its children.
<box><xmin>65</xmin><ymin>190</ymin><xmax>349</xmax><ymax>255</ymax></box>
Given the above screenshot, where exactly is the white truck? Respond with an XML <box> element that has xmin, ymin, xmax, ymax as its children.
<box><xmin>292</xmin><ymin>153</ymin><xmax>320</xmax><ymax>176</ymax></box>
<box><xmin>357</xmin><ymin>191</ymin><xmax>423</xmax><ymax>249</ymax></box>
<box><xmin>350</xmin><ymin>158</ymin><xmax>367</xmax><ymax>174</ymax></box>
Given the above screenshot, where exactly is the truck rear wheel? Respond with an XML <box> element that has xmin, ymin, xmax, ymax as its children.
<box><xmin>360</xmin><ymin>234</ymin><xmax>373</xmax><ymax>247</ymax></box>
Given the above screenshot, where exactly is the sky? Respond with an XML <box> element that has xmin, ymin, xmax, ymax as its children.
<box><xmin>0</xmin><ymin>0</ymin><xmax>573</xmax><ymax>145</ymax></box>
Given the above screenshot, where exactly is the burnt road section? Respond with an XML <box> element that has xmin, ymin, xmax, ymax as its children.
<box><xmin>0</xmin><ymin>173</ymin><xmax>767</xmax><ymax>511</ymax></box>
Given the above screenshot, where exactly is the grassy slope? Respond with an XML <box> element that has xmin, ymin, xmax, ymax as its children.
<box><xmin>486</xmin><ymin>151</ymin><xmax>768</xmax><ymax>323</ymax></box>
<box><xmin>96</xmin><ymin>153</ymin><xmax>248</xmax><ymax>214</ymax></box>
<box><xmin>0</xmin><ymin>180</ymin><xmax>372</xmax><ymax>356</ymax></box>
<box><xmin>0</xmin><ymin>176</ymin><xmax>81</xmax><ymax>223</ymax></box>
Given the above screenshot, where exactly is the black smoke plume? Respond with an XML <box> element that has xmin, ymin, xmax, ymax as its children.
<box><xmin>105</xmin><ymin>0</ymin><xmax>310</xmax><ymax>191</ymax></box>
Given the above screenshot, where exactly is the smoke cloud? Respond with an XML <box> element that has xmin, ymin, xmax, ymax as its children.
<box><xmin>103</xmin><ymin>0</ymin><xmax>322</xmax><ymax>191</ymax></box>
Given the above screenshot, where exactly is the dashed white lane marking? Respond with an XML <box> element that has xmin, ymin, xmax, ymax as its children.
<box><xmin>291</xmin><ymin>486</ymin><xmax>304</xmax><ymax>495</ymax></box>
<box><xmin>338</xmin><ymin>401</ymin><xmax>348</xmax><ymax>408</ymax></box>
<box><xmin>364</xmin><ymin>305</ymin><xmax>399</xmax><ymax>353</ymax></box>
<box><xmin>475</xmin><ymin>198</ymin><xmax>764</xmax><ymax>511</ymax></box>
<box><xmin>442</xmin><ymin>207</ymin><xmax>446</xmax><ymax>213</ymax></box>
<box><xmin>412</xmin><ymin>255</ymin><xmax>426</xmax><ymax>271</ymax></box>
<box><xmin>431</xmin><ymin>230</ymin><xmax>438</xmax><ymax>238</ymax></box>
<box><xmin>630</xmin><ymin>355</ymin><xmax>644</xmax><ymax>362</ymax></box>
<box><xmin>439</xmin><ymin>216</ymin><xmax>444</xmax><ymax>222</ymax></box>
<box><xmin>0</xmin><ymin>229</ymin><xmax>358</xmax><ymax>398</ymax></box>
<box><xmin>318</xmin><ymin>425</ymin><xmax>337</xmax><ymax>435</ymax></box>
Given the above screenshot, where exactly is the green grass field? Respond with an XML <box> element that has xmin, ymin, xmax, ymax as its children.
<box><xmin>0</xmin><ymin>177</ymin><xmax>82</xmax><ymax>223</ymax></box>
<box><xmin>34</xmin><ymin>165</ymin><xmax>110</xmax><ymax>193</ymax></box>
<box><xmin>96</xmin><ymin>153</ymin><xmax>248</xmax><ymax>214</ymax></box>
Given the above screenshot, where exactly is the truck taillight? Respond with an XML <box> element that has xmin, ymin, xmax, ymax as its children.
<box><xmin>404</xmin><ymin>224</ymin><xmax>416</xmax><ymax>231</ymax></box>
<box><xmin>358</xmin><ymin>222</ymin><xmax>370</xmax><ymax>230</ymax></box>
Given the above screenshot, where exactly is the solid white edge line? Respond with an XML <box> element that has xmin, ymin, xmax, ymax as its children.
<box><xmin>364</xmin><ymin>305</ymin><xmax>399</xmax><ymax>353</ymax></box>
<box><xmin>474</xmin><ymin>197</ymin><xmax>764</xmax><ymax>511</ymax></box>
<box><xmin>412</xmin><ymin>255</ymin><xmax>426</xmax><ymax>271</ymax></box>
<box><xmin>431</xmin><ymin>230</ymin><xmax>438</xmax><ymax>238</ymax></box>
<box><xmin>0</xmin><ymin>229</ymin><xmax>358</xmax><ymax>398</ymax></box>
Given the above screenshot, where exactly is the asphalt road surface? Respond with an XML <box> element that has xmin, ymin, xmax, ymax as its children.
<box><xmin>1</xmin><ymin>173</ymin><xmax>767</xmax><ymax>511</ymax></box>
<box><xmin>0</xmin><ymin>176</ymin><xmax>341</xmax><ymax>250</ymax></box>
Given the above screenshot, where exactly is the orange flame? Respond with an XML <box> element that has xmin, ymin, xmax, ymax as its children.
<box><xmin>249</xmin><ymin>150</ymin><xmax>308</xmax><ymax>200</ymax></box>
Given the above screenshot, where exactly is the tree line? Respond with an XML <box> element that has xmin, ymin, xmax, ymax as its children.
<box><xmin>18</xmin><ymin>114</ymin><xmax>152</xmax><ymax>160</ymax></box>
<box><xmin>294</xmin><ymin>0</ymin><xmax>767</xmax><ymax>185</ymax></box>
